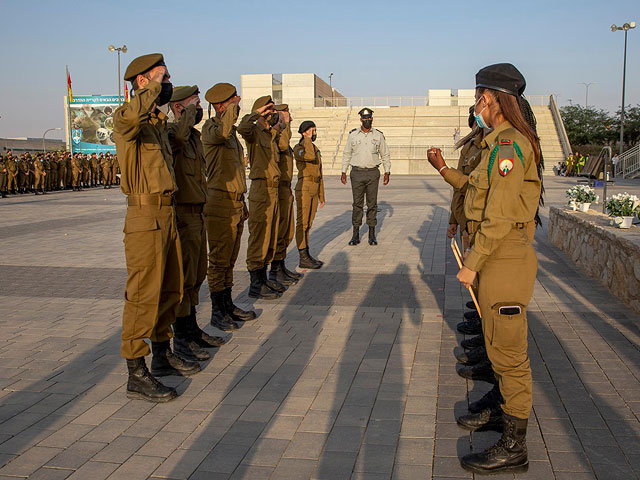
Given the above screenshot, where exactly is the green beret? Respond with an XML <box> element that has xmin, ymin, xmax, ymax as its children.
<box><xmin>275</xmin><ymin>104</ymin><xmax>289</xmax><ymax>111</ymax></box>
<box><xmin>124</xmin><ymin>53</ymin><xmax>165</xmax><ymax>82</ymax></box>
<box><xmin>205</xmin><ymin>83</ymin><xmax>237</xmax><ymax>104</ymax></box>
<box><xmin>171</xmin><ymin>85</ymin><xmax>199</xmax><ymax>103</ymax></box>
<box><xmin>252</xmin><ymin>95</ymin><xmax>273</xmax><ymax>112</ymax></box>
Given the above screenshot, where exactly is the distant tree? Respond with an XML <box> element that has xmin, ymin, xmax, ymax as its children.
<box><xmin>612</xmin><ymin>105</ymin><xmax>640</xmax><ymax>148</ymax></box>
<box><xmin>560</xmin><ymin>105</ymin><xmax>617</xmax><ymax>147</ymax></box>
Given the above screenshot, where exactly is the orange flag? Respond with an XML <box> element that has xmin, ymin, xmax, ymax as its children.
<box><xmin>66</xmin><ymin>65</ymin><xmax>73</xmax><ymax>102</ymax></box>
<box><xmin>124</xmin><ymin>82</ymin><xmax>129</xmax><ymax>103</ymax></box>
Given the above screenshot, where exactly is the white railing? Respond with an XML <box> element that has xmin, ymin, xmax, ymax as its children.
<box><xmin>549</xmin><ymin>94</ymin><xmax>572</xmax><ymax>159</ymax></box>
<box><xmin>388</xmin><ymin>144</ymin><xmax>459</xmax><ymax>160</ymax></box>
<box><xmin>615</xmin><ymin>143</ymin><xmax>640</xmax><ymax>178</ymax></box>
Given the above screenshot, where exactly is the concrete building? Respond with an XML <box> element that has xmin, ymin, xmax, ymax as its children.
<box><xmin>240</xmin><ymin>73</ymin><xmax>345</xmax><ymax>111</ymax></box>
<box><xmin>1</xmin><ymin>137</ymin><xmax>65</xmax><ymax>154</ymax></box>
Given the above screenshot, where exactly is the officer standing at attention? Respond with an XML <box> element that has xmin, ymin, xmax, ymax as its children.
<box><xmin>201</xmin><ymin>82</ymin><xmax>257</xmax><ymax>329</ymax></box>
<box><xmin>293</xmin><ymin>120</ymin><xmax>325</xmax><ymax>269</ymax></box>
<box><xmin>71</xmin><ymin>154</ymin><xmax>83</xmax><ymax>191</ymax></box>
<box><xmin>168</xmin><ymin>85</ymin><xmax>228</xmax><ymax>361</ymax></box>
<box><xmin>238</xmin><ymin>95</ymin><xmax>286</xmax><ymax>299</ymax></box>
<box><xmin>7</xmin><ymin>154</ymin><xmax>18</xmax><ymax>194</ymax></box>
<box><xmin>33</xmin><ymin>155</ymin><xmax>45</xmax><ymax>194</ymax></box>
<box><xmin>101</xmin><ymin>153</ymin><xmax>112</xmax><ymax>188</ymax></box>
<box><xmin>428</xmin><ymin>63</ymin><xmax>543</xmax><ymax>475</ymax></box>
<box><xmin>0</xmin><ymin>155</ymin><xmax>7</xmax><ymax>198</ymax></box>
<box><xmin>341</xmin><ymin>108</ymin><xmax>391</xmax><ymax>246</ymax></box>
<box><xmin>269</xmin><ymin>104</ymin><xmax>304</xmax><ymax>286</ymax></box>
<box><xmin>114</xmin><ymin>53</ymin><xmax>200</xmax><ymax>404</ymax></box>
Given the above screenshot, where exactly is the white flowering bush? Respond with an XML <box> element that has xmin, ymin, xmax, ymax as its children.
<box><xmin>605</xmin><ymin>192</ymin><xmax>640</xmax><ymax>217</ymax></box>
<box><xmin>566</xmin><ymin>185</ymin><xmax>598</xmax><ymax>203</ymax></box>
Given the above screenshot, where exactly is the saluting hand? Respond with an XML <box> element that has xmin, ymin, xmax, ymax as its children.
<box><xmin>256</xmin><ymin>104</ymin><xmax>275</xmax><ymax>117</ymax></box>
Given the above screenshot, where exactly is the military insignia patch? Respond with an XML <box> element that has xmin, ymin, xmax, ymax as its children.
<box><xmin>499</xmin><ymin>158</ymin><xmax>514</xmax><ymax>176</ymax></box>
<box><xmin>500</xmin><ymin>139</ymin><xmax>512</xmax><ymax>145</ymax></box>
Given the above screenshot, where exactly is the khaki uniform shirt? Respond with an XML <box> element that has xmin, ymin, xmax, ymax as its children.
<box><xmin>237</xmin><ymin>112</ymin><xmax>280</xmax><ymax>183</ymax></box>
<box><xmin>201</xmin><ymin>107</ymin><xmax>247</xmax><ymax>195</ymax></box>
<box><xmin>463</xmin><ymin>121</ymin><xmax>541</xmax><ymax>272</ymax></box>
<box><xmin>294</xmin><ymin>137</ymin><xmax>325</xmax><ymax>203</ymax></box>
<box><xmin>277</xmin><ymin>124</ymin><xmax>294</xmax><ymax>183</ymax></box>
<box><xmin>71</xmin><ymin>157</ymin><xmax>82</xmax><ymax>172</ymax></box>
<box><xmin>342</xmin><ymin>127</ymin><xmax>391</xmax><ymax>173</ymax></box>
<box><xmin>168</xmin><ymin>105</ymin><xmax>206</xmax><ymax>205</ymax></box>
<box><xmin>113</xmin><ymin>81</ymin><xmax>177</xmax><ymax>196</ymax></box>
<box><xmin>100</xmin><ymin>157</ymin><xmax>112</xmax><ymax>170</ymax></box>
<box><xmin>448</xmin><ymin>134</ymin><xmax>483</xmax><ymax>225</ymax></box>
<box><xmin>7</xmin><ymin>158</ymin><xmax>17</xmax><ymax>175</ymax></box>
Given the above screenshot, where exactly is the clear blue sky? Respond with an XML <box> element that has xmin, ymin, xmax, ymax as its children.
<box><xmin>1</xmin><ymin>0</ymin><xmax>637</xmax><ymax>139</ymax></box>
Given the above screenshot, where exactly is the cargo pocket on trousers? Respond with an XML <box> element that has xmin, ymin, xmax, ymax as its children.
<box><xmin>123</xmin><ymin>216</ymin><xmax>159</xmax><ymax>267</ymax></box>
<box><xmin>489</xmin><ymin>302</ymin><xmax>527</xmax><ymax>350</ymax></box>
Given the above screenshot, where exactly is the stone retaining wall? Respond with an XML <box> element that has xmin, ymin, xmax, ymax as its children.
<box><xmin>549</xmin><ymin>206</ymin><xmax>640</xmax><ymax>312</ymax></box>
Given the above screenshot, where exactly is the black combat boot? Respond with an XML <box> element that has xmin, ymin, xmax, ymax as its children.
<box><xmin>466</xmin><ymin>300</ymin><xmax>477</xmax><ymax>310</ymax></box>
<box><xmin>461</xmin><ymin>335</ymin><xmax>484</xmax><ymax>350</ymax></box>
<box><xmin>368</xmin><ymin>226</ymin><xmax>377</xmax><ymax>245</ymax></box>
<box><xmin>210</xmin><ymin>291</ymin><xmax>240</xmax><ymax>330</ymax></box>
<box><xmin>281</xmin><ymin>260</ymin><xmax>303</xmax><ymax>280</ymax></box>
<box><xmin>457</xmin><ymin>404</ymin><xmax>504</xmax><ymax>432</ymax></box>
<box><xmin>456</xmin><ymin>358</ymin><xmax>497</xmax><ymax>384</ymax></box>
<box><xmin>460</xmin><ymin>414</ymin><xmax>528</xmax><ymax>474</ymax></box>
<box><xmin>469</xmin><ymin>383</ymin><xmax>503</xmax><ymax>414</ymax></box>
<box><xmin>261</xmin><ymin>266</ymin><xmax>286</xmax><ymax>292</ymax></box>
<box><xmin>223</xmin><ymin>288</ymin><xmax>257</xmax><ymax>321</ymax></box>
<box><xmin>187</xmin><ymin>307</ymin><xmax>228</xmax><ymax>347</ymax></box>
<box><xmin>126</xmin><ymin>357</ymin><xmax>177</xmax><ymax>403</ymax></box>
<box><xmin>306</xmin><ymin>247</ymin><xmax>323</xmax><ymax>267</ymax></box>
<box><xmin>348</xmin><ymin>226</ymin><xmax>360</xmax><ymax>245</ymax></box>
<box><xmin>1</xmin><ymin>191</ymin><xmax>7</xmax><ymax>198</ymax></box>
<box><xmin>455</xmin><ymin>345</ymin><xmax>488</xmax><ymax>365</ymax></box>
<box><xmin>464</xmin><ymin>310</ymin><xmax>480</xmax><ymax>321</ymax></box>
<box><xmin>457</xmin><ymin>317</ymin><xmax>482</xmax><ymax>335</ymax></box>
<box><xmin>151</xmin><ymin>340</ymin><xmax>200</xmax><ymax>377</ymax></box>
<box><xmin>248</xmin><ymin>270</ymin><xmax>282</xmax><ymax>300</ymax></box>
<box><xmin>270</xmin><ymin>260</ymin><xmax>297</xmax><ymax>286</ymax></box>
<box><xmin>173</xmin><ymin>316</ymin><xmax>210</xmax><ymax>361</ymax></box>
<box><xmin>298</xmin><ymin>249</ymin><xmax>321</xmax><ymax>269</ymax></box>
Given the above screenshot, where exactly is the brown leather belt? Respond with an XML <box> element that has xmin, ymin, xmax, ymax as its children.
<box><xmin>299</xmin><ymin>176</ymin><xmax>321</xmax><ymax>183</ymax></box>
<box><xmin>210</xmin><ymin>189</ymin><xmax>244</xmax><ymax>201</ymax></box>
<box><xmin>175</xmin><ymin>204</ymin><xmax>203</xmax><ymax>214</ymax></box>
<box><xmin>127</xmin><ymin>194</ymin><xmax>174</xmax><ymax>207</ymax></box>
<box><xmin>467</xmin><ymin>220</ymin><xmax>530</xmax><ymax>235</ymax></box>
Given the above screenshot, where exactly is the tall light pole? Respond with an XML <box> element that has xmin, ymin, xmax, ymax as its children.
<box><xmin>578</xmin><ymin>82</ymin><xmax>597</xmax><ymax>108</ymax></box>
<box><xmin>43</xmin><ymin>128</ymin><xmax>62</xmax><ymax>153</ymax></box>
<box><xmin>329</xmin><ymin>72</ymin><xmax>334</xmax><ymax>107</ymax></box>
<box><xmin>108</xmin><ymin>44</ymin><xmax>128</xmax><ymax>105</ymax></box>
<box><xmin>611</xmin><ymin>22</ymin><xmax>636</xmax><ymax>155</ymax></box>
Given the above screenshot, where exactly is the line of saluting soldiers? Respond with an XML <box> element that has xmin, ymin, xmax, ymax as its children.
<box><xmin>113</xmin><ymin>54</ymin><xmax>325</xmax><ymax>409</ymax></box>
<box><xmin>0</xmin><ymin>150</ymin><xmax>120</xmax><ymax>196</ymax></box>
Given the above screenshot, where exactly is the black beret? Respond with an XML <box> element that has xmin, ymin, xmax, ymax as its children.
<box><xmin>358</xmin><ymin>108</ymin><xmax>374</xmax><ymax>118</ymax></box>
<box><xmin>298</xmin><ymin>120</ymin><xmax>316</xmax><ymax>134</ymax></box>
<box><xmin>475</xmin><ymin>63</ymin><xmax>526</xmax><ymax>96</ymax></box>
<box><xmin>171</xmin><ymin>85</ymin><xmax>199</xmax><ymax>103</ymax></box>
<box><xmin>205</xmin><ymin>83</ymin><xmax>236</xmax><ymax>104</ymax></box>
<box><xmin>252</xmin><ymin>95</ymin><xmax>274</xmax><ymax>112</ymax></box>
<box><xmin>124</xmin><ymin>53</ymin><xmax>165</xmax><ymax>82</ymax></box>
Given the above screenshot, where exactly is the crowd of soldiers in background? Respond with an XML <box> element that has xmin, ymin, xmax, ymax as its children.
<box><xmin>555</xmin><ymin>151</ymin><xmax>589</xmax><ymax>177</ymax></box>
<box><xmin>0</xmin><ymin>150</ymin><xmax>120</xmax><ymax>197</ymax></box>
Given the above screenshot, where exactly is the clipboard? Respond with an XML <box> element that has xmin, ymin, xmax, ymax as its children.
<box><xmin>451</xmin><ymin>238</ymin><xmax>482</xmax><ymax>318</ymax></box>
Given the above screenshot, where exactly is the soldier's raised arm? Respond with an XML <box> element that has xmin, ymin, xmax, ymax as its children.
<box><xmin>113</xmin><ymin>82</ymin><xmax>162</xmax><ymax>142</ymax></box>
<box><xmin>168</xmin><ymin>103</ymin><xmax>197</xmax><ymax>147</ymax></box>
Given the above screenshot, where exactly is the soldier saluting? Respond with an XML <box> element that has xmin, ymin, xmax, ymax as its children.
<box><xmin>341</xmin><ymin>108</ymin><xmax>390</xmax><ymax>246</ymax></box>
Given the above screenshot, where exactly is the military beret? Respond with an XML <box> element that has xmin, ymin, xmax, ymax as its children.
<box><xmin>124</xmin><ymin>53</ymin><xmax>165</xmax><ymax>82</ymax></box>
<box><xmin>275</xmin><ymin>104</ymin><xmax>289</xmax><ymax>111</ymax></box>
<box><xmin>298</xmin><ymin>120</ymin><xmax>316</xmax><ymax>134</ymax></box>
<box><xmin>252</xmin><ymin>95</ymin><xmax>274</xmax><ymax>112</ymax></box>
<box><xmin>205</xmin><ymin>83</ymin><xmax>237</xmax><ymax>104</ymax></box>
<box><xmin>475</xmin><ymin>63</ymin><xmax>526</xmax><ymax>96</ymax></box>
<box><xmin>358</xmin><ymin>108</ymin><xmax>374</xmax><ymax>118</ymax></box>
<box><xmin>171</xmin><ymin>85</ymin><xmax>199</xmax><ymax>103</ymax></box>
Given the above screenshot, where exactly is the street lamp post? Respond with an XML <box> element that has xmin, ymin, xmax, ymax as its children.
<box><xmin>42</xmin><ymin>128</ymin><xmax>62</xmax><ymax>153</ymax></box>
<box><xmin>108</xmin><ymin>44</ymin><xmax>128</xmax><ymax>105</ymax></box>
<box><xmin>611</xmin><ymin>22</ymin><xmax>636</xmax><ymax>155</ymax></box>
<box><xmin>578</xmin><ymin>82</ymin><xmax>597</xmax><ymax>108</ymax></box>
<box><xmin>329</xmin><ymin>72</ymin><xmax>334</xmax><ymax>107</ymax></box>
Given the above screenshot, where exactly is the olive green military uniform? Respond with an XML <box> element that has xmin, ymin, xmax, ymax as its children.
<box><xmin>34</xmin><ymin>158</ymin><xmax>45</xmax><ymax>193</ymax></box>
<box><xmin>71</xmin><ymin>156</ymin><xmax>83</xmax><ymax>189</ymax></box>
<box><xmin>463</xmin><ymin>120</ymin><xmax>540</xmax><ymax>420</ymax></box>
<box><xmin>43</xmin><ymin>158</ymin><xmax>51</xmax><ymax>191</ymax></box>
<box><xmin>168</xmin><ymin>104</ymin><xmax>207</xmax><ymax>318</ymax></box>
<box><xmin>81</xmin><ymin>156</ymin><xmax>90</xmax><ymax>186</ymax></box>
<box><xmin>202</xmin><ymin>104</ymin><xmax>247</xmax><ymax>293</ymax></box>
<box><xmin>449</xmin><ymin>134</ymin><xmax>482</xmax><ymax>228</ymax></box>
<box><xmin>274</xmin><ymin>121</ymin><xmax>296</xmax><ymax>261</ymax></box>
<box><xmin>113</xmin><ymin>80</ymin><xmax>183</xmax><ymax>360</ymax></box>
<box><xmin>101</xmin><ymin>155</ymin><xmax>113</xmax><ymax>186</ymax></box>
<box><xmin>238</xmin><ymin>111</ymin><xmax>281</xmax><ymax>272</ymax></box>
<box><xmin>112</xmin><ymin>156</ymin><xmax>120</xmax><ymax>184</ymax></box>
<box><xmin>65</xmin><ymin>156</ymin><xmax>73</xmax><ymax>188</ymax></box>
<box><xmin>18</xmin><ymin>160</ymin><xmax>29</xmax><ymax>192</ymax></box>
<box><xmin>90</xmin><ymin>154</ymin><xmax>100</xmax><ymax>186</ymax></box>
<box><xmin>293</xmin><ymin>137</ymin><xmax>325</xmax><ymax>250</ymax></box>
<box><xmin>7</xmin><ymin>157</ymin><xmax>18</xmax><ymax>192</ymax></box>
<box><xmin>58</xmin><ymin>155</ymin><xmax>67</xmax><ymax>189</ymax></box>
<box><xmin>49</xmin><ymin>157</ymin><xmax>58</xmax><ymax>190</ymax></box>
<box><xmin>0</xmin><ymin>157</ymin><xmax>7</xmax><ymax>195</ymax></box>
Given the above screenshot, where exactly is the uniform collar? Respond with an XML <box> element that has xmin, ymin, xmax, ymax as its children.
<box><xmin>481</xmin><ymin>120</ymin><xmax>513</xmax><ymax>149</ymax></box>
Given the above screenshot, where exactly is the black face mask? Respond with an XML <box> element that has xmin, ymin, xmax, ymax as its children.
<box><xmin>156</xmin><ymin>82</ymin><xmax>173</xmax><ymax>106</ymax></box>
<box><xmin>311</xmin><ymin>134</ymin><xmax>317</xmax><ymax>142</ymax></box>
<box><xmin>362</xmin><ymin>119</ymin><xmax>372</xmax><ymax>129</ymax></box>
<box><xmin>194</xmin><ymin>107</ymin><xmax>204</xmax><ymax>124</ymax></box>
<box><xmin>268</xmin><ymin>112</ymin><xmax>280</xmax><ymax>127</ymax></box>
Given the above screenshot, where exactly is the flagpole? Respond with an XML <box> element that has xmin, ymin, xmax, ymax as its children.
<box><xmin>66</xmin><ymin>65</ymin><xmax>73</xmax><ymax>157</ymax></box>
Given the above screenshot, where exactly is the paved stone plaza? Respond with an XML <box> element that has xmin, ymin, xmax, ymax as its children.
<box><xmin>0</xmin><ymin>176</ymin><xmax>639</xmax><ymax>480</ymax></box>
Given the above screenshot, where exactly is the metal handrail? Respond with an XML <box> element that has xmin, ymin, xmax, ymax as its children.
<box><xmin>600</xmin><ymin>146</ymin><xmax>612</xmax><ymax>213</ymax></box>
<box><xmin>615</xmin><ymin>143</ymin><xmax>640</xmax><ymax>178</ymax></box>
<box><xmin>549</xmin><ymin>94</ymin><xmax>572</xmax><ymax>159</ymax></box>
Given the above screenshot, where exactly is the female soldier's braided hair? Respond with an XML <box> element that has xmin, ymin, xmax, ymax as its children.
<box><xmin>517</xmin><ymin>95</ymin><xmax>545</xmax><ymax>226</ymax></box>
